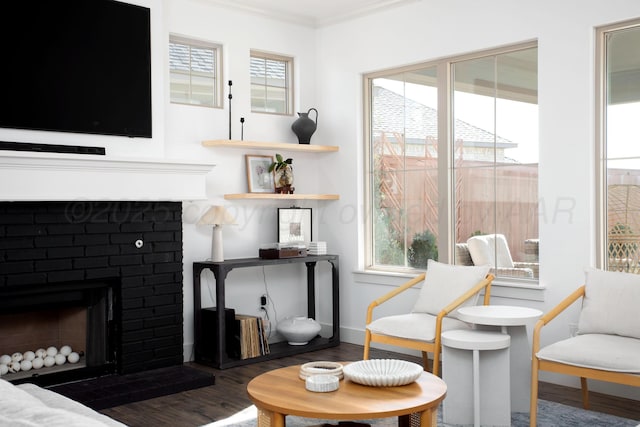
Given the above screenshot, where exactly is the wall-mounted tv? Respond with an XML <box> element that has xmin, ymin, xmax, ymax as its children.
<box><xmin>0</xmin><ymin>0</ymin><xmax>152</xmax><ymax>138</ymax></box>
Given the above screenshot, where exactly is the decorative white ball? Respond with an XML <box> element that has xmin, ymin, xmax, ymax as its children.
<box><xmin>9</xmin><ymin>361</ymin><xmax>21</xmax><ymax>373</ymax></box>
<box><xmin>35</xmin><ymin>349</ymin><xmax>47</xmax><ymax>359</ymax></box>
<box><xmin>11</xmin><ymin>352</ymin><xmax>23</xmax><ymax>362</ymax></box>
<box><xmin>0</xmin><ymin>364</ymin><xmax>8</xmax><ymax>376</ymax></box>
<box><xmin>31</xmin><ymin>357</ymin><xmax>44</xmax><ymax>370</ymax></box>
<box><xmin>59</xmin><ymin>345</ymin><xmax>72</xmax><ymax>356</ymax></box>
<box><xmin>46</xmin><ymin>346</ymin><xmax>58</xmax><ymax>357</ymax></box>
<box><xmin>43</xmin><ymin>356</ymin><xmax>55</xmax><ymax>368</ymax></box>
<box><xmin>20</xmin><ymin>360</ymin><xmax>32</xmax><ymax>371</ymax></box>
<box><xmin>0</xmin><ymin>355</ymin><xmax>11</xmax><ymax>365</ymax></box>
<box><xmin>67</xmin><ymin>352</ymin><xmax>80</xmax><ymax>364</ymax></box>
<box><xmin>54</xmin><ymin>354</ymin><xmax>66</xmax><ymax>366</ymax></box>
<box><xmin>23</xmin><ymin>351</ymin><xmax>36</xmax><ymax>361</ymax></box>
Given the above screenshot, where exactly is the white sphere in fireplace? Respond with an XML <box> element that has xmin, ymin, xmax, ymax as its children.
<box><xmin>0</xmin><ymin>355</ymin><xmax>10</xmax><ymax>365</ymax></box>
<box><xmin>43</xmin><ymin>356</ymin><xmax>55</xmax><ymax>368</ymax></box>
<box><xmin>67</xmin><ymin>352</ymin><xmax>80</xmax><ymax>364</ymax></box>
<box><xmin>0</xmin><ymin>364</ymin><xmax>7</xmax><ymax>376</ymax></box>
<box><xmin>60</xmin><ymin>345</ymin><xmax>72</xmax><ymax>356</ymax></box>
<box><xmin>9</xmin><ymin>362</ymin><xmax>21</xmax><ymax>373</ymax></box>
<box><xmin>11</xmin><ymin>352</ymin><xmax>23</xmax><ymax>362</ymax></box>
<box><xmin>46</xmin><ymin>347</ymin><xmax>58</xmax><ymax>357</ymax></box>
<box><xmin>31</xmin><ymin>357</ymin><xmax>44</xmax><ymax>370</ymax></box>
<box><xmin>35</xmin><ymin>349</ymin><xmax>47</xmax><ymax>359</ymax></box>
<box><xmin>20</xmin><ymin>360</ymin><xmax>32</xmax><ymax>371</ymax></box>
<box><xmin>23</xmin><ymin>351</ymin><xmax>35</xmax><ymax>361</ymax></box>
<box><xmin>54</xmin><ymin>354</ymin><xmax>66</xmax><ymax>365</ymax></box>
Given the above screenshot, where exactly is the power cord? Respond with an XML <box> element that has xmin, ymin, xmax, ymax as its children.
<box><xmin>261</xmin><ymin>266</ymin><xmax>278</xmax><ymax>339</ymax></box>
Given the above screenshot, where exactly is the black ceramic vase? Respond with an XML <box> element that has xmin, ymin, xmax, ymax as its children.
<box><xmin>291</xmin><ymin>108</ymin><xmax>318</xmax><ymax>144</ymax></box>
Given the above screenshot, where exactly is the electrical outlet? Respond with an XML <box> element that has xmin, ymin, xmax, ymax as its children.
<box><xmin>260</xmin><ymin>295</ymin><xmax>268</xmax><ymax>306</ymax></box>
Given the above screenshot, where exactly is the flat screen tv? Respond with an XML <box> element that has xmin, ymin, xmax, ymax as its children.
<box><xmin>0</xmin><ymin>0</ymin><xmax>152</xmax><ymax>138</ymax></box>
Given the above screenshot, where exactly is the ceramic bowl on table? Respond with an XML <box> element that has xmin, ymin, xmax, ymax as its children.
<box><xmin>299</xmin><ymin>361</ymin><xmax>344</xmax><ymax>380</ymax></box>
<box><xmin>343</xmin><ymin>359</ymin><xmax>423</xmax><ymax>387</ymax></box>
<box><xmin>277</xmin><ymin>316</ymin><xmax>321</xmax><ymax>345</ymax></box>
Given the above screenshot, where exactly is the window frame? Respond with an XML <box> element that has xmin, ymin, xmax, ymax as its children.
<box><xmin>363</xmin><ymin>41</ymin><xmax>539</xmax><ymax>283</ymax></box>
<box><xmin>169</xmin><ymin>34</ymin><xmax>223</xmax><ymax>108</ymax></box>
<box><xmin>595</xmin><ymin>18</ymin><xmax>640</xmax><ymax>271</ymax></box>
<box><xmin>250</xmin><ymin>50</ymin><xmax>294</xmax><ymax>116</ymax></box>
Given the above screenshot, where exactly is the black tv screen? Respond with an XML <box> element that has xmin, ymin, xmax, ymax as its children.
<box><xmin>0</xmin><ymin>0</ymin><xmax>152</xmax><ymax>138</ymax></box>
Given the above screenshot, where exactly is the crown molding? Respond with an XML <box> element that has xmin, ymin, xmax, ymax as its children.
<box><xmin>199</xmin><ymin>0</ymin><xmax>419</xmax><ymax>28</ymax></box>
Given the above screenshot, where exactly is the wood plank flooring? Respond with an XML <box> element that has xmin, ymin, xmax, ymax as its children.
<box><xmin>99</xmin><ymin>342</ymin><xmax>640</xmax><ymax>427</ymax></box>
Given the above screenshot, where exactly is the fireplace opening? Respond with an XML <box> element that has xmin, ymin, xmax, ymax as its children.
<box><xmin>0</xmin><ymin>278</ymin><xmax>120</xmax><ymax>386</ymax></box>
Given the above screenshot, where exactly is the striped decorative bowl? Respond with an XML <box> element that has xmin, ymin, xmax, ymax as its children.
<box><xmin>343</xmin><ymin>359</ymin><xmax>423</xmax><ymax>387</ymax></box>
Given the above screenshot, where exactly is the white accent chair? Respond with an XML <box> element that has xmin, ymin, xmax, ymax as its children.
<box><xmin>459</xmin><ymin>233</ymin><xmax>538</xmax><ymax>278</ymax></box>
<box><xmin>363</xmin><ymin>259</ymin><xmax>494</xmax><ymax>376</ymax></box>
<box><xmin>530</xmin><ymin>268</ymin><xmax>640</xmax><ymax>427</ymax></box>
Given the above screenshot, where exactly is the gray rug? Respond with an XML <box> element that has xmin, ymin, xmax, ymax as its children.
<box><xmin>202</xmin><ymin>400</ymin><xmax>639</xmax><ymax>427</ymax></box>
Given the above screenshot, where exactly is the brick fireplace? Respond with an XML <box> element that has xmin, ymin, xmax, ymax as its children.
<box><xmin>0</xmin><ymin>201</ymin><xmax>184</xmax><ymax>383</ymax></box>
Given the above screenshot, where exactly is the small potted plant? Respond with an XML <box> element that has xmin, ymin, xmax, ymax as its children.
<box><xmin>269</xmin><ymin>153</ymin><xmax>294</xmax><ymax>194</ymax></box>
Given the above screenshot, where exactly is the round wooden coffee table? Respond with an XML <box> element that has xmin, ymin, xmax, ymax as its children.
<box><xmin>247</xmin><ymin>362</ymin><xmax>447</xmax><ymax>427</ymax></box>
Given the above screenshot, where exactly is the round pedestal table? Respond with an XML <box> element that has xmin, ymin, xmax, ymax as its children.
<box><xmin>456</xmin><ymin>305</ymin><xmax>542</xmax><ymax>413</ymax></box>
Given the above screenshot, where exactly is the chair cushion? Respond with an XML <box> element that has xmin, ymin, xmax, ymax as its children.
<box><xmin>537</xmin><ymin>334</ymin><xmax>640</xmax><ymax>373</ymax></box>
<box><xmin>366</xmin><ymin>312</ymin><xmax>471</xmax><ymax>342</ymax></box>
<box><xmin>411</xmin><ymin>259</ymin><xmax>490</xmax><ymax>316</ymax></box>
<box><xmin>455</xmin><ymin>243</ymin><xmax>473</xmax><ymax>266</ymax></box>
<box><xmin>578</xmin><ymin>268</ymin><xmax>640</xmax><ymax>339</ymax></box>
<box><xmin>467</xmin><ymin>234</ymin><xmax>515</xmax><ymax>268</ymax></box>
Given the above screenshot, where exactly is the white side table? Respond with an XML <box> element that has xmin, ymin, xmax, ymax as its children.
<box><xmin>442</xmin><ymin>329</ymin><xmax>511</xmax><ymax>427</ymax></box>
<box><xmin>457</xmin><ymin>305</ymin><xmax>543</xmax><ymax>413</ymax></box>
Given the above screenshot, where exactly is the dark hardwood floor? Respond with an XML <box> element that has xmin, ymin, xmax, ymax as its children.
<box><xmin>99</xmin><ymin>343</ymin><xmax>640</xmax><ymax>427</ymax></box>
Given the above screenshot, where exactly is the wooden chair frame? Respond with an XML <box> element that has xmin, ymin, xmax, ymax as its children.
<box><xmin>363</xmin><ymin>272</ymin><xmax>494</xmax><ymax>377</ymax></box>
<box><xmin>530</xmin><ymin>284</ymin><xmax>640</xmax><ymax>426</ymax></box>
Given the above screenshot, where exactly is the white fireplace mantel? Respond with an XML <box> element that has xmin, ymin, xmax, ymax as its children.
<box><xmin>0</xmin><ymin>152</ymin><xmax>214</xmax><ymax>201</ymax></box>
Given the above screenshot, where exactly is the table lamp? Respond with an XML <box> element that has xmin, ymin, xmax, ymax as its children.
<box><xmin>198</xmin><ymin>205</ymin><xmax>237</xmax><ymax>262</ymax></box>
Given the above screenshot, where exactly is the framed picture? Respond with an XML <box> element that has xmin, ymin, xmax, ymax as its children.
<box><xmin>278</xmin><ymin>208</ymin><xmax>312</xmax><ymax>244</ymax></box>
<box><xmin>245</xmin><ymin>155</ymin><xmax>275</xmax><ymax>193</ymax></box>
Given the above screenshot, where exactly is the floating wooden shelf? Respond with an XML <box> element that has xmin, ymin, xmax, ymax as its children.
<box><xmin>206</xmin><ymin>139</ymin><xmax>339</xmax><ymax>200</ymax></box>
<box><xmin>202</xmin><ymin>139</ymin><xmax>339</xmax><ymax>152</ymax></box>
<box><xmin>224</xmin><ymin>193</ymin><xmax>339</xmax><ymax>200</ymax></box>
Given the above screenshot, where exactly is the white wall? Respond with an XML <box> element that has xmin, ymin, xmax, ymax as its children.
<box><xmin>164</xmin><ymin>0</ymin><xmax>336</xmax><ymax>357</ymax></box>
<box><xmin>4</xmin><ymin>0</ymin><xmax>640</xmax><ymax>399</ymax></box>
<box><xmin>313</xmin><ymin>0</ymin><xmax>640</xmax><ymax>399</ymax></box>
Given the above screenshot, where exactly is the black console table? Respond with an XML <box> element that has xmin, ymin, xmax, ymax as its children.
<box><xmin>193</xmin><ymin>254</ymin><xmax>339</xmax><ymax>369</ymax></box>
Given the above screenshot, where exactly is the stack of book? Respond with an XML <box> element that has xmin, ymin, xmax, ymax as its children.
<box><xmin>234</xmin><ymin>314</ymin><xmax>270</xmax><ymax>360</ymax></box>
<box><xmin>308</xmin><ymin>241</ymin><xmax>327</xmax><ymax>255</ymax></box>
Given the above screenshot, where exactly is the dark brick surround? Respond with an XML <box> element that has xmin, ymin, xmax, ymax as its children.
<box><xmin>0</xmin><ymin>201</ymin><xmax>183</xmax><ymax>375</ymax></box>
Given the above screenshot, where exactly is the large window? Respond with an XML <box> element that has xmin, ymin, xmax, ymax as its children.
<box><xmin>597</xmin><ymin>20</ymin><xmax>640</xmax><ymax>273</ymax></box>
<box><xmin>366</xmin><ymin>43</ymin><xmax>539</xmax><ymax>280</ymax></box>
<box><xmin>250</xmin><ymin>51</ymin><xmax>293</xmax><ymax>115</ymax></box>
<box><xmin>368</xmin><ymin>67</ymin><xmax>440</xmax><ymax>270</ymax></box>
<box><xmin>169</xmin><ymin>35</ymin><xmax>222</xmax><ymax>108</ymax></box>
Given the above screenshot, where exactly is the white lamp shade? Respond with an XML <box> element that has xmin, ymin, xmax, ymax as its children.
<box><xmin>198</xmin><ymin>205</ymin><xmax>237</xmax><ymax>225</ymax></box>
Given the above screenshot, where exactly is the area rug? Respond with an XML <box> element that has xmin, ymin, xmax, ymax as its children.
<box><xmin>48</xmin><ymin>365</ymin><xmax>215</xmax><ymax>410</ymax></box>
<box><xmin>202</xmin><ymin>400</ymin><xmax>639</xmax><ymax>427</ymax></box>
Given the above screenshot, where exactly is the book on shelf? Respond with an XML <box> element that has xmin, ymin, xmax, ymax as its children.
<box><xmin>235</xmin><ymin>314</ymin><xmax>270</xmax><ymax>359</ymax></box>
